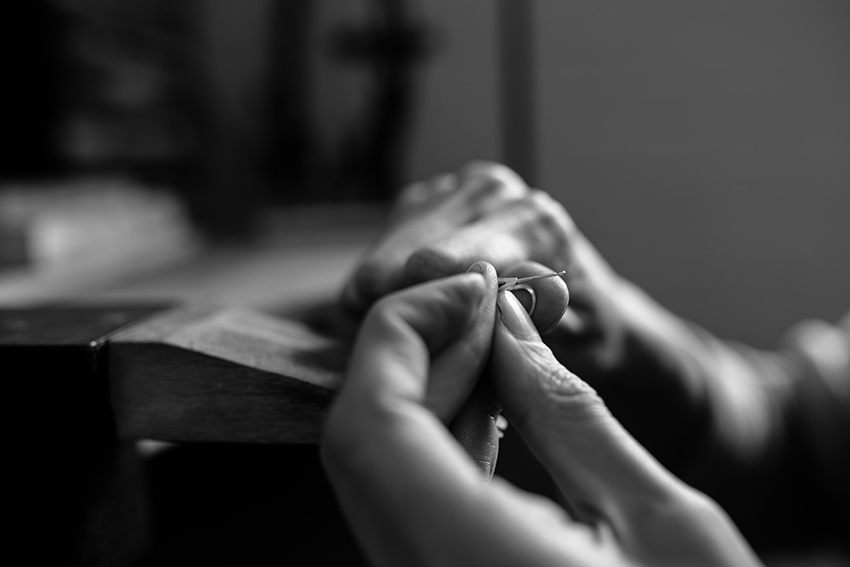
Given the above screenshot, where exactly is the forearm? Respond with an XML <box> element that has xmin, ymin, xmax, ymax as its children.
<box><xmin>550</xmin><ymin>278</ymin><xmax>850</xmax><ymax>548</ymax></box>
<box><xmin>685</xmin><ymin>327</ymin><xmax>850</xmax><ymax>548</ymax></box>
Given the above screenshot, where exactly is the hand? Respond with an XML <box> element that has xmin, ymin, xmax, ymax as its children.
<box><xmin>328</xmin><ymin>260</ymin><xmax>568</xmax><ymax>480</ymax></box>
<box><xmin>340</xmin><ymin>161</ymin><xmax>583</xmax><ymax>330</ymax></box>
<box><xmin>338</xmin><ymin>161</ymin><xmax>710</xmax><ymax>468</ymax></box>
<box><xmin>322</xmin><ymin>271</ymin><xmax>762</xmax><ymax>567</ymax></box>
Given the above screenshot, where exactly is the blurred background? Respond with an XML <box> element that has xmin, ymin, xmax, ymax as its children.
<box><xmin>3</xmin><ymin>0</ymin><xmax>850</xmax><ymax>343</ymax></box>
<box><xmin>3</xmin><ymin>0</ymin><xmax>850</xmax><ymax>564</ymax></box>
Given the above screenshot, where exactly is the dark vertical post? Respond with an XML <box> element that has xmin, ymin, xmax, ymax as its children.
<box><xmin>497</xmin><ymin>0</ymin><xmax>537</xmax><ymax>186</ymax></box>
<box><xmin>269</xmin><ymin>0</ymin><xmax>316</xmax><ymax>203</ymax></box>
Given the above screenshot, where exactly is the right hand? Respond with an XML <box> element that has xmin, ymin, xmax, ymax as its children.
<box><xmin>482</xmin><ymin>290</ymin><xmax>762</xmax><ymax>567</ymax></box>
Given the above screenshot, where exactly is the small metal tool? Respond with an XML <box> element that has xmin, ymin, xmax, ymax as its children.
<box><xmin>497</xmin><ymin>270</ymin><xmax>566</xmax><ymax>316</ymax></box>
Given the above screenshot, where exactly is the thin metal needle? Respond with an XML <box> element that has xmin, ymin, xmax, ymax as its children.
<box><xmin>498</xmin><ymin>270</ymin><xmax>567</xmax><ymax>291</ymax></box>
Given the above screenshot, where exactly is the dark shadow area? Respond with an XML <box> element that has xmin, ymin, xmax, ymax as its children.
<box><xmin>142</xmin><ymin>444</ymin><xmax>368</xmax><ymax>567</ymax></box>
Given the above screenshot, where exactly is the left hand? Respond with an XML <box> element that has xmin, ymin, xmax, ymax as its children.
<box><xmin>330</xmin><ymin>264</ymin><xmax>503</xmax><ymax>479</ymax></box>
<box><xmin>323</xmin><ymin>269</ymin><xmax>763</xmax><ymax>567</ymax></box>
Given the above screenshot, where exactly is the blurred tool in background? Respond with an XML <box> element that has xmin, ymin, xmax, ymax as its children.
<box><xmin>1</xmin><ymin>0</ymin><xmax>433</xmax><ymax>238</ymax></box>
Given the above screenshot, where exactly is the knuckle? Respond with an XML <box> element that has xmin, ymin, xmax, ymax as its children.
<box><xmin>428</xmin><ymin>172</ymin><xmax>458</xmax><ymax>192</ymax></box>
<box><xmin>350</xmin><ymin>260</ymin><xmax>387</xmax><ymax>299</ymax></box>
<box><xmin>527</xmin><ymin>190</ymin><xmax>576</xmax><ymax>234</ymax></box>
<box><xmin>459</xmin><ymin>176</ymin><xmax>520</xmax><ymax>205</ymax></box>
<box><xmin>458</xmin><ymin>162</ymin><xmax>529</xmax><ymax>206</ymax></box>
<box><xmin>541</xmin><ymin>363</ymin><xmax>601</xmax><ymax>404</ymax></box>
<box><xmin>392</xmin><ymin>182</ymin><xmax>428</xmax><ymax>216</ymax></box>
<box><xmin>501</xmin><ymin>191</ymin><xmax>574</xmax><ymax>261</ymax></box>
<box><xmin>678</xmin><ymin>490</ymin><xmax>728</xmax><ymax>522</ymax></box>
<box><xmin>523</xmin><ymin>342</ymin><xmax>603</xmax><ymax>410</ymax></box>
<box><xmin>397</xmin><ymin>180</ymin><xmax>426</xmax><ymax>202</ymax></box>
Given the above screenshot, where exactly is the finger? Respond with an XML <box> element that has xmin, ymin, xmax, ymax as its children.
<box><xmin>436</xmin><ymin>262</ymin><xmax>501</xmax><ymax>480</ymax></box>
<box><xmin>499</xmin><ymin>261</ymin><xmax>570</xmax><ymax>333</ymax></box>
<box><xmin>455</xmin><ymin>161</ymin><xmax>530</xmax><ymax>217</ymax></box>
<box><xmin>392</xmin><ymin>173</ymin><xmax>459</xmax><ymax>221</ymax></box>
<box><xmin>491</xmin><ymin>291</ymin><xmax>687</xmax><ymax>530</ymax></box>
<box><xmin>404</xmin><ymin>190</ymin><xmax>573</xmax><ymax>286</ymax></box>
<box><xmin>345</xmin><ymin>272</ymin><xmax>489</xmax><ymax>406</ymax></box>
<box><xmin>388</xmin><ymin>166</ymin><xmax>531</xmax><ymax>254</ymax></box>
<box><xmin>339</xmin><ymin>198</ymin><xmax>483</xmax><ymax>314</ymax></box>
<box><xmin>426</xmin><ymin>261</ymin><xmax>499</xmax><ymax>422</ymax></box>
<box><xmin>324</xmin><ymin>271</ymin><xmax>504</xmax><ymax>563</ymax></box>
<box><xmin>340</xmin><ymin>168</ymin><xmax>531</xmax><ymax>314</ymax></box>
<box><xmin>337</xmin><ymin>261</ymin><xmax>502</xmax><ymax>480</ymax></box>
<box><xmin>328</xmin><ymin>270</ymin><xmax>644</xmax><ymax>566</ymax></box>
<box><xmin>322</xmin><ymin>270</ymin><xmax>516</xmax><ymax>563</ymax></box>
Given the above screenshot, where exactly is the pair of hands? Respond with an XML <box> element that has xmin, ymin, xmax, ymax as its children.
<box><xmin>323</xmin><ymin>165</ymin><xmax>758</xmax><ymax>565</ymax></box>
<box><xmin>337</xmin><ymin>161</ymin><xmax>713</xmax><ymax>468</ymax></box>
<box><xmin>323</xmin><ymin>259</ymin><xmax>760</xmax><ymax>566</ymax></box>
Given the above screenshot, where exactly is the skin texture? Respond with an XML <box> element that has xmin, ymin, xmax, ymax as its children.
<box><xmin>322</xmin><ymin>273</ymin><xmax>762</xmax><ymax>567</ymax></box>
<box><xmin>337</xmin><ymin>160</ymin><xmax>710</xmax><ymax>470</ymax></box>
<box><xmin>340</xmin><ymin>161</ymin><xmax>577</xmax><ymax>331</ymax></box>
<box><xmin>333</xmin><ymin>160</ymin><xmax>850</xmax><ymax>550</ymax></box>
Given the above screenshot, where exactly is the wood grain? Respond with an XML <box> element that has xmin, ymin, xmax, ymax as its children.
<box><xmin>108</xmin><ymin>305</ymin><xmax>349</xmax><ymax>444</ymax></box>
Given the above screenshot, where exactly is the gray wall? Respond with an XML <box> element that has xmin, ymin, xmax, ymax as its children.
<box><xmin>410</xmin><ymin>1</ymin><xmax>850</xmax><ymax>347</ymax></box>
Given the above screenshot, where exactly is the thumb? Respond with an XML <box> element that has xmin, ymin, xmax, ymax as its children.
<box><xmin>491</xmin><ymin>290</ymin><xmax>686</xmax><ymax>529</ymax></box>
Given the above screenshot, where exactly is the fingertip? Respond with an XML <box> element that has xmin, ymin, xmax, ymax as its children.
<box><xmin>446</xmin><ymin>270</ymin><xmax>494</xmax><ymax>321</ymax></box>
<box><xmin>466</xmin><ymin>260</ymin><xmax>499</xmax><ymax>289</ymax></box>
<box><xmin>496</xmin><ymin>262</ymin><xmax>570</xmax><ymax>333</ymax></box>
<box><xmin>497</xmin><ymin>290</ymin><xmax>541</xmax><ymax>341</ymax></box>
<box><xmin>465</xmin><ymin>260</ymin><xmax>489</xmax><ymax>276</ymax></box>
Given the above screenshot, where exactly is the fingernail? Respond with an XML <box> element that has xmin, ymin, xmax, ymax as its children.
<box><xmin>498</xmin><ymin>290</ymin><xmax>540</xmax><ymax>340</ymax></box>
<box><xmin>466</xmin><ymin>261</ymin><xmax>486</xmax><ymax>275</ymax></box>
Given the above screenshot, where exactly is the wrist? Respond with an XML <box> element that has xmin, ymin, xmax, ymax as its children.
<box><xmin>547</xmin><ymin>276</ymin><xmax>716</xmax><ymax>469</ymax></box>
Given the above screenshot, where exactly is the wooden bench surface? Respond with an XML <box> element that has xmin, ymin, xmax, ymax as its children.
<box><xmin>108</xmin><ymin>304</ymin><xmax>348</xmax><ymax>444</ymax></box>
